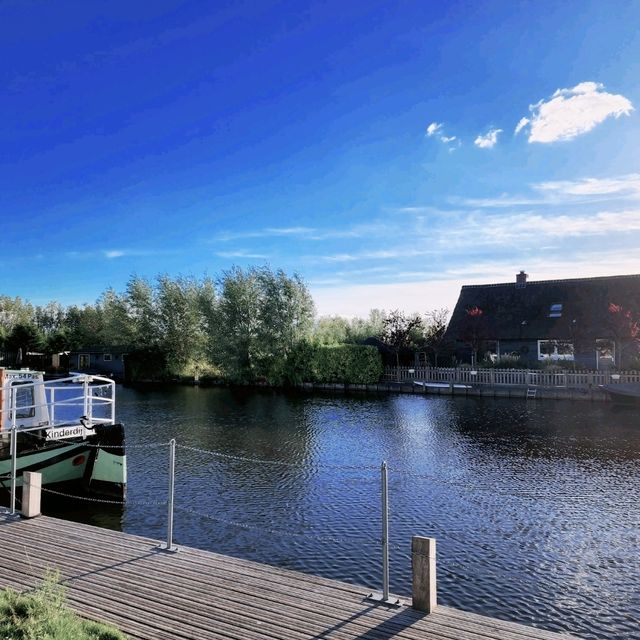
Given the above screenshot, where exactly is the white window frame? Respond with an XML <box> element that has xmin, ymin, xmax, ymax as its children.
<box><xmin>103</xmin><ymin>353</ymin><xmax>112</xmax><ymax>362</ymax></box>
<box><xmin>537</xmin><ymin>340</ymin><xmax>574</xmax><ymax>361</ymax></box>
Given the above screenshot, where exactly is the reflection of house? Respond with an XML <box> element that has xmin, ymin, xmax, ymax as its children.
<box><xmin>444</xmin><ymin>272</ymin><xmax>640</xmax><ymax>369</ymax></box>
<box><xmin>68</xmin><ymin>346</ymin><xmax>127</xmax><ymax>379</ymax></box>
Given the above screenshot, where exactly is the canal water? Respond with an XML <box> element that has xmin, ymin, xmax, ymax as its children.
<box><xmin>49</xmin><ymin>386</ymin><xmax>639</xmax><ymax>640</ymax></box>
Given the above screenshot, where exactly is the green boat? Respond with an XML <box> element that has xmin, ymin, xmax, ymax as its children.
<box><xmin>0</xmin><ymin>369</ymin><xmax>126</xmax><ymax>502</ymax></box>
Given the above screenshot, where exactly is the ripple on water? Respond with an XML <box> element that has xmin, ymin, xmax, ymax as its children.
<box><xmin>47</xmin><ymin>387</ymin><xmax>640</xmax><ymax>640</ymax></box>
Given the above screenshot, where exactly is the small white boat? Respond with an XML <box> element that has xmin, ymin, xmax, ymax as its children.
<box><xmin>0</xmin><ymin>368</ymin><xmax>126</xmax><ymax>501</ymax></box>
<box><xmin>413</xmin><ymin>381</ymin><xmax>473</xmax><ymax>390</ymax></box>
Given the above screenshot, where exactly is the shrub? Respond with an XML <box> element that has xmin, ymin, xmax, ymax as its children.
<box><xmin>283</xmin><ymin>343</ymin><xmax>383</xmax><ymax>385</ymax></box>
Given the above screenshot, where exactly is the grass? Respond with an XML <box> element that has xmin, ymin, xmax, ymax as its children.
<box><xmin>0</xmin><ymin>572</ymin><xmax>127</xmax><ymax>640</ymax></box>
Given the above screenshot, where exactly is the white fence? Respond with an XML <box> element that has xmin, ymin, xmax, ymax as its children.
<box><xmin>383</xmin><ymin>366</ymin><xmax>640</xmax><ymax>388</ymax></box>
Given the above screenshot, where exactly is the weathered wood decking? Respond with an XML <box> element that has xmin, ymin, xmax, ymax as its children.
<box><xmin>0</xmin><ymin>513</ymin><xmax>578</xmax><ymax>640</ymax></box>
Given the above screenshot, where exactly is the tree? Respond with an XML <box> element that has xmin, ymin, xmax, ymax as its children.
<box><xmin>423</xmin><ymin>308</ymin><xmax>450</xmax><ymax>367</ymax></box>
<box><xmin>460</xmin><ymin>306</ymin><xmax>486</xmax><ymax>366</ymax></box>
<box><xmin>156</xmin><ymin>275</ymin><xmax>208</xmax><ymax>374</ymax></box>
<box><xmin>6</xmin><ymin>323</ymin><xmax>44</xmax><ymax>356</ymax></box>
<box><xmin>608</xmin><ymin>303</ymin><xmax>640</xmax><ymax>368</ymax></box>
<box><xmin>124</xmin><ymin>276</ymin><xmax>159</xmax><ymax>348</ymax></box>
<box><xmin>379</xmin><ymin>310</ymin><xmax>423</xmax><ymax>373</ymax></box>
<box><xmin>213</xmin><ymin>266</ymin><xmax>315</xmax><ymax>383</ymax></box>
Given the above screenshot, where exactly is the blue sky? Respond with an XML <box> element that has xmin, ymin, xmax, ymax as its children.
<box><xmin>2</xmin><ymin>0</ymin><xmax>639</xmax><ymax>316</ymax></box>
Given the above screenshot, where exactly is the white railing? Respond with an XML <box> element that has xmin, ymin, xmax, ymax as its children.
<box><xmin>383</xmin><ymin>366</ymin><xmax>640</xmax><ymax>388</ymax></box>
<box><xmin>1</xmin><ymin>373</ymin><xmax>115</xmax><ymax>431</ymax></box>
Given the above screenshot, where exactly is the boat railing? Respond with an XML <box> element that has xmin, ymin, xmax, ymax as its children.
<box><xmin>1</xmin><ymin>373</ymin><xmax>116</xmax><ymax>432</ymax></box>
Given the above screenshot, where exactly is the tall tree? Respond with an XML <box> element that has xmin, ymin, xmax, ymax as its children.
<box><xmin>379</xmin><ymin>310</ymin><xmax>423</xmax><ymax>372</ymax></box>
<box><xmin>423</xmin><ymin>308</ymin><xmax>450</xmax><ymax>367</ymax></box>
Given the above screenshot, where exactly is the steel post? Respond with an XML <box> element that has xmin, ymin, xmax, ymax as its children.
<box><xmin>381</xmin><ymin>460</ymin><xmax>390</xmax><ymax>601</ymax></box>
<box><xmin>366</xmin><ymin>459</ymin><xmax>400</xmax><ymax>605</ymax></box>
<box><xmin>10</xmin><ymin>424</ymin><xmax>17</xmax><ymax>515</ymax></box>
<box><xmin>160</xmin><ymin>438</ymin><xmax>178</xmax><ymax>552</ymax></box>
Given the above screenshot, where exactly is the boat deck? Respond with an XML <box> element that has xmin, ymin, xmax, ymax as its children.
<box><xmin>0</xmin><ymin>513</ymin><xmax>579</xmax><ymax>640</ymax></box>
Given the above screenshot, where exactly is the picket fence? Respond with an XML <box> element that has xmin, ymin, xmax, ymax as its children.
<box><xmin>383</xmin><ymin>366</ymin><xmax>640</xmax><ymax>388</ymax></box>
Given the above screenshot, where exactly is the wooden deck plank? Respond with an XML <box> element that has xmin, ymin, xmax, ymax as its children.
<box><xmin>0</xmin><ymin>514</ymin><xmax>579</xmax><ymax>640</ymax></box>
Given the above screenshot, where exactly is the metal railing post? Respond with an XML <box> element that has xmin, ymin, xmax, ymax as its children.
<box><xmin>83</xmin><ymin>377</ymin><xmax>89</xmax><ymax>421</ymax></box>
<box><xmin>160</xmin><ymin>439</ymin><xmax>178</xmax><ymax>552</ymax></box>
<box><xmin>366</xmin><ymin>460</ymin><xmax>400</xmax><ymax>606</ymax></box>
<box><xmin>10</xmin><ymin>424</ymin><xmax>17</xmax><ymax>515</ymax></box>
<box><xmin>381</xmin><ymin>460</ymin><xmax>390</xmax><ymax>601</ymax></box>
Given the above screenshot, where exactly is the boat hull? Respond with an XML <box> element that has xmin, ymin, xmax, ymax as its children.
<box><xmin>0</xmin><ymin>423</ymin><xmax>126</xmax><ymax>501</ymax></box>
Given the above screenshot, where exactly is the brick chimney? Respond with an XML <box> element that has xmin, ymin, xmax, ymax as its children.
<box><xmin>516</xmin><ymin>270</ymin><xmax>528</xmax><ymax>289</ymax></box>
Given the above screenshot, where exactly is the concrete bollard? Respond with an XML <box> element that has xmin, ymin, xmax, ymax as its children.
<box><xmin>411</xmin><ymin>536</ymin><xmax>437</xmax><ymax>613</ymax></box>
<box><xmin>21</xmin><ymin>472</ymin><xmax>42</xmax><ymax>519</ymax></box>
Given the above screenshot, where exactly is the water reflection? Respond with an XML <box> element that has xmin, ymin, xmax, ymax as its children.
<box><xmin>47</xmin><ymin>387</ymin><xmax>639</xmax><ymax>640</ymax></box>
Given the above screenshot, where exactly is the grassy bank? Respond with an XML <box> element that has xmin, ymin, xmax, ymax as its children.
<box><xmin>0</xmin><ymin>573</ymin><xmax>126</xmax><ymax>640</ymax></box>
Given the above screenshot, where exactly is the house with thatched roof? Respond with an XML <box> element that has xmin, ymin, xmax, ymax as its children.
<box><xmin>444</xmin><ymin>272</ymin><xmax>640</xmax><ymax>369</ymax></box>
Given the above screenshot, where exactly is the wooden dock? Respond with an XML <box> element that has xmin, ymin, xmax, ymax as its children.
<box><xmin>0</xmin><ymin>513</ymin><xmax>578</xmax><ymax>640</ymax></box>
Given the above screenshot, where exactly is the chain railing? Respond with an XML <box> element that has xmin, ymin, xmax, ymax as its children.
<box><xmin>7</xmin><ymin>435</ymin><xmax>626</xmax><ymax>613</ymax></box>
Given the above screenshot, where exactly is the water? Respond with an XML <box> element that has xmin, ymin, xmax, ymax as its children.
<box><xmin>49</xmin><ymin>386</ymin><xmax>640</xmax><ymax>639</ymax></box>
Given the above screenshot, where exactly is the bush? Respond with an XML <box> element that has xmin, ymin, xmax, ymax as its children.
<box><xmin>308</xmin><ymin>344</ymin><xmax>383</xmax><ymax>384</ymax></box>
<box><xmin>0</xmin><ymin>572</ymin><xmax>127</xmax><ymax>639</ymax></box>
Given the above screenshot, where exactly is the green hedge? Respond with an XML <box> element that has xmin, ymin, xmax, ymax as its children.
<box><xmin>285</xmin><ymin>342</ymin><xmax>383</xmax><ymax>385</ymax></box>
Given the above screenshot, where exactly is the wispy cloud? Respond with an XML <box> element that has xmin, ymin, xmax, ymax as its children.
<box><xmin>518</xmin><ymin>81</ymin><xmax>633</xmax><ymax>143</ymax></box>
<box><xmin>474</xmin><ymin>128</ymin><xmax>502</xmax><ymax>149</ymax></box>
<box><xmin>215</xmin><ymin>226</ymin><xmax>316</xmax><ymax>241</ymax></box>
<box><xmin>215</xmin><ymin>250</ymin><xmax>269</xmax><ymax>259</ymax></box>
<box><xmin>104</xmin><ymin>250</ymin><xmax>125</xmax><ymax>259</ymax></box>
<box><xmin>425</xmin><ymin>121</ymin><xmax>459</xmax><ymax>150</ymax></box>
<box><xmin>534</xmin><ymin>174</ymin><xmax>640</xmax><ymax>198</ymax></box>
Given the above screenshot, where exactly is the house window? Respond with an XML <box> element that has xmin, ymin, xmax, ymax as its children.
<box><xmin>538</xmin><ymin>340</ymin><xmax>574</xmax><ymax>361</ymax></box>
<box><xmin>483</xmin><ymin>340</ymin><xmax>500</xmax><ymax>362</ymax></box>
<box><xmin>103</xmin><ymin>353</ymin><xmax>112</xmax><ymax>362</ymax></box>
<box><xmin>596</xmin><ymin>339</ymin><xmax>615</xmax><ymax>368</ymax></box>
<box><xmin>549</xmin><ymin>304</ymin><xmax>563</xmax><ymax>318</ymax></box>
<box><xmin>78</xmin><ymin>354</ymin><xmax>90</xmax><ymax>370</ymax></box>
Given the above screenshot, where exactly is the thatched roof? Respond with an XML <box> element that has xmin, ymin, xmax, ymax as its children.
<box><xmin>445</xmin><ymin>273</ymin><xmax>640</xmax><ymax>342</ymax></box>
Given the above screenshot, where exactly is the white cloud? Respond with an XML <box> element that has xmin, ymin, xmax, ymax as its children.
<box><xmin>425</xmin><ymin>122</ymin><xmax>459</xmax><ymax>149</ymax></box>
<box><xmin>474</xmin><ymin>128</ymin><xmax>502</xmax><ymax>149</ymax></box>
<box><xmin>520</xmin><ymin>82</ymin><xmax>633</xmax><ymax>143</ymax></box>
<box><xmin>426</xmin><ymin>122</ymin><xmax>442</xmax><ymax>137</ymax></box>
<box><xmin>104</xmin><ymin>250</ymin><xmax>125</xmax><ymax>259</ymax></box>
<box><xmin>535</xmin><ymin>174</ymin><xmax>640</xmax><ymax>198</ymax></box>
<box><xmin>514</xmin><ymin>117</ymin><xmax>529</xmax><ymax>135</ymax></box>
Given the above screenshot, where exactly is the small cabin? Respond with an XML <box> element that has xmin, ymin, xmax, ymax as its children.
<box><xmin>68</xmin><ymin>346</ymin><xmax>127</xmax><ymax>379</ymax></box>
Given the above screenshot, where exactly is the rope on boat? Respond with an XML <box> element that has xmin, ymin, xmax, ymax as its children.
<box><xmin>173</xmin><ymin>503</ymin><xmax>379</xmax><ymax>546</ymax></box>
<box><xmin>174</xmin><ymin>444</ymin><xmax>379</xmax><ymax>471</ymax></box>
<box><xmin>40</xmin><ymin>486</ymin><xmax>167</xmax><ymax>506</ymax></box>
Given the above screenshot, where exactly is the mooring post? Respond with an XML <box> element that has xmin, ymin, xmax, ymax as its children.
<box><xmin>21</xmin><ymin>471</ymin><xmax>42</xmax><ymax>518</ymax></box>
<box><xmin>411</xmin><ymin>536</ymin><xmax>437</xmax><ymax>613</ymax></box>
<box><xmin>160</xmin><ymin>438</ymin><xmax>178</xmax><ymax>552</ymax></box>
